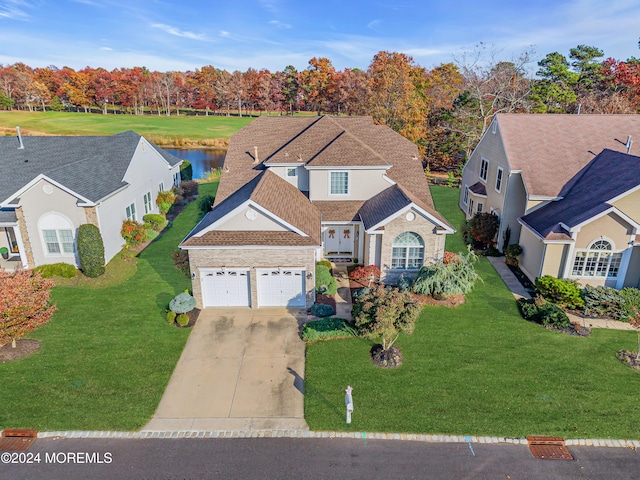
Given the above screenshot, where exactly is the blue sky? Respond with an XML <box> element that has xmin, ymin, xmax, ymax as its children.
<box><xmin>1</xmin><ymin>0</ymin><xmax>639</xmax><ymax>73</ymax></box>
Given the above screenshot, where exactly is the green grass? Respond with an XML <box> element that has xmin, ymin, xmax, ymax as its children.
<box><xmin>0</xmin><ymin>111</ymin><xmax>253</xmax><ymax>145</ymax></box>
<box><xmin>0</xmin><ymin>182</ymin><xmax>218</xmax><ymax>431</ymax></box>
<box><xmin>304</xmin><ymin>185</ymin><xmax>640</xmax><ymax>439</ymax></box>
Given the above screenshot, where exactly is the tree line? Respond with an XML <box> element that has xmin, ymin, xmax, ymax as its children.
<box><xmin>1</xmin><ymin>42</ymin><xmax>639</xmax><ymax>172</ymax></box>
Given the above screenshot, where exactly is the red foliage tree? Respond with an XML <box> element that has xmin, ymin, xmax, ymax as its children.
<box><xmin>349</xmin><ymin>265</ymin><xmax>381</xmax><ymax>287</ymax></box>
<box><xmin>0</xmin><ymin>270</ymin><xmax>56</xmax><ymax>348</ymax></box>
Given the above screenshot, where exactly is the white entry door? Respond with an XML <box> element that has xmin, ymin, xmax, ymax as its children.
<box><xmin>201</xmin><ymin>269</ymin><xmax>251</xmax><ymax>307</ymax></box>
<box><xmin>324</xmin><ymin>225</ymin><xmax>354</xmax><ymax>256</ymax></box>
<box><xmin>257</xmin><ymin>269</ymin><xmax>305</xmax><ymax>307</ymax></box>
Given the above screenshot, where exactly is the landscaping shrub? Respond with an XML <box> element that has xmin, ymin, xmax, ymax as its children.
<box><xmin>180</xmin><ymin>160</ymin><xmax>193</xmax><ymax>181</ymax></box>
<box><xmin>169</xmin><ymin>292</ymin><xmax>196</xmax><ymax>314</ymax></box>
<box><xmin>397</xmin><ymin>275</ymin><xmax>413</xmax><ymax>292</ymax></box>
<box><xmin>504</xmin><ymin>244</ymin><xmax>523</xmax><ymax>267</ymax></box>
<box><xmin>77</xmin><ymin>223</ymin><xmax>105</xmax><ymax>277</ymax></box>
<box><xmin>535</xmin><ymin>275</ymin><xmax>584</xmax><ymax>309</ymax></box>
<box><xmin>156</xmin><ymin>190</ymin><xmax>177</xmax><ymax>215</ymax></box>
<box><xmin>517</xmin><ymin>296</ymin><xmax>570</xmax><ymax>328</ymax></box>
<box><xmin>198</xmin><ymin>194</ymin><xmax>215</xmax><ymax>216</ymax></box>
<box><xmin>176</xmin><ymin>313</ymin><xmax>189</xmax><ymax>327</ymax></box>
<box><xmin>316</xmin><ymin>259</ymin><xmax>332</xmax><ymax>270</ymax></box>
<box><xmin>172</xmin><ymin>249</ymin><xmax>190</xmax><ymax>276</ymax></box>
<box><xmin>315</xmin><ymin>265</ymin><xmax>337</xmax><ymax>295</ymax></box>
<box><xmin>143</xmin><ymin>213</ymin><xmax>167</xmax><ymax>232</ymax></box>
<box><xmin>412</xmin><ymin>250</ymin><xmax>480</xmax><ymax>297</ymax></box>
<box><xmin>180</xmin><ymin>180</ymin><xmax>198</xmax><ymax>197</ymax></box>
<box><xmin>349</xmin><ymin>265</ymin><xmax>381</xmax><ymax>287</ymax></box>
<box><xmin>582</xmin><ymin>285</ymin><xmax>622</xmax><ymax>318</ymax></box>
<box><xmin>310</xmin><ymin>302</ymin><xmax>335</xmax><ymax>317</ymax></box>
<box><xmin>469</xmin><ymin>212</ymin><xmax>500</xmax><ymax>249</ymax></box>
<box><xmin>33</xmin><ymin>263</ymin><xmax>77</xmax><ymax>278</ymax></box>
<box><xmin>483</xmin><ymin>247</ymin><xmax>502</xmax><ymax>257</ymax></box>
<box><xmin>352</xmin><ymin>286</ymin><xmax>371</xmax><ymax>302</ymax></box>
<box><xmin>620</xmin><ymin>288</ymin><xmax>640</xmax><ymax>322</ymax></box>
<box><xmin>121</xmin><ymin>220</ymin><xmax>149</xmax><ymax>248</ymax></box>
<box><xmin>302</xmin><ymin>318</ymin><xmax>356</xmax><ymax>342</ymax></box>
<box><xmin>442</xmin><ymin>251</ymin><xmax>460</xmax><ymax>264</ymax></box>
<box><xmin>166</xmin><ymin>310</ymin><xmax>177</xmax><ymax>324</ymax></box>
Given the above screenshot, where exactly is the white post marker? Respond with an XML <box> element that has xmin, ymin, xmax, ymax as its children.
<box><xmin>345</xmin><ymin>385</ymin><xmax>354</xmax><ymax>424</ymax></box>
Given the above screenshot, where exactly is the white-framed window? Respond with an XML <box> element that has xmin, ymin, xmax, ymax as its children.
<box><xmin>571</xmin><ymin>239</ymin><xmax>623</xmax><ymax>278</ymax></box>
<box><xmin>287</xmin><ymin>168</ymin><xmax>297</xmax><ymax>177</ymax></box>
<box><xmin>158</xmin><ymin>182</ymin><xmax>164</xmax><ymax>193</ymax></box>
<box><xmin>330</xmin><ymin>171</ymin><xmax>349</xmax><ymax>195</ymax></box>
<box><xmin>477</xmin><ymin>203</ymin><xmax>483</xmax><ymax>214</ymax></box>
<box><xmin>42</xmin><ymin>229</ymin><xmax>75</xmax><ymax>255</ymax></box>
<box><xmin>144</xmin><ymin>192</ymin><xmax>152</xmax><ymax>214</ymax></box>
<box><xmin>468</xmin><ymin>198</ymin><xmax>475</xmax><ymax>216</ymax></box>
<box><xmin>391</xmin><ymin>232</ymin><xmax>424</xmax><ymax>269</ymax></box>
<box><xmin>173</xmin><ymin>172</ymin><xmax>180</xmax><ymax>186</ymax></box>
<box><xmin>492</xmin><ymin>120</ymin><xmax>497</xmax><ymax>134</ymax></box>
<box><xmin>495</xmin><ymin>166</ymin><xmax>504</xmax><ymax>193</ymax></box>
<box><xmin>462</xmin><ymin>185</ymin><xmax>469</xmax><ymax>205</ymax></box>
<box><xmin>480</xmin><ymin>158</ymin><xmax>489</xmax><ymax>182</ymax></box>
<box><xmin>126</xmin><ymin>203</ymin><xmax>137</xmax><ymax>221</ymax></box>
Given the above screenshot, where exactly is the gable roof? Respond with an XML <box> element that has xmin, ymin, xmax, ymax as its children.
<box><xmin>182</xmin><ymin>169</ymin><xmax>321</xmax><ymax>247</ymax></box>
<box><xmin>0</xmin><ymin>131</ymin><xmax>180</xmax><ymax>205</ymax></box>
<box><xmin>496</xmin><ymin>114</ymin><xmax>640</xmax><ymax>198</ymax></box>
<box><xmin>520</xmin><ymin>149</ymin><xmax>640</xmax><ymax>240</ymax></box>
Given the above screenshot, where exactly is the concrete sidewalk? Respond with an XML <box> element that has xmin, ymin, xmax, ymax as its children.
<box><xmin>331</xmin><ymin>264</ymin><xmax>353</xmax><ymax>321</ymax></box>
<box><xmin>144</xmin><ymin>308</ymin><xmax>309</xmax><ymax>432</ymax></box>
<box><xmin>487</xmin><ymin>256</ymin><xmax>635</xmax><ymax>331</ymax></box>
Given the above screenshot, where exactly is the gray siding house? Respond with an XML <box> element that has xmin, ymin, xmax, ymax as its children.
<box><xmin>181</xmin><ymin>116</ymin><xmax>454</xmax><ymax>309</ymax></box>
<box><xmin>0</xmin><ymin>130</ymin><xmax>181</xmax><ymax>271</ymax></box>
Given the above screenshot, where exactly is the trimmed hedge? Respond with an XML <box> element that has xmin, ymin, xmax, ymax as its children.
<box><xmin>517</xmin><ymin>296</ymin><xmax>570</xmax><ymax>328</ymax></box>
<box><xmin>143</xmin><ymin>214</ymin><xmax>167</xmax><ymax>232</ymax></box>
<box><xmin>535</xmin><ymin>275</ymin><xmax>584</xmax><ymax>309</ymax></box>
<box><xmin>176</xmin><ymin>313</ymin><xmax>189</xmax><ymax>327</ymax></box>
<box><xmin>166</xmin><ymin>310</ymin><xmax>177</xmax><ymax>324</ymax></box>
<box><xmin>316</xmin><ymin>259</ymin><xmax>332</xmax><ymax>270</ymax></box>
<box><xmin>77</xmin><ymin>224</ymin><xmax>105</xmax><ymax>278</ymax></box>
<box><xmin>180</xmin><ymin>160</ymin><xmax>193</xmax><ymax>181</ymax></box>
<box><xmin>310</xmin><ymin>302</ymin><xmax>335</xmax><ymax>317</ymax></box>
<box><xmin>180</xmin><ymin>180</ymin><xmax>198</xmax><ymax>197</ymax></box>
<box><xmin>302</xmin><ymin>318</ymin><xmax>356</xmax><ymax>342</ymax></box>
<box><xmin>315</xmin><ymin>265</ymin><xmax>337</xmax><ymax>295</ymax></box>
<box><xmin>33</xmin><ymin>263</ymin><xmax>77</xmax><ymax>278</ymax></box>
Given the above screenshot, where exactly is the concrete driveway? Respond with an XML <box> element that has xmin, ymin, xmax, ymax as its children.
<box><xmin>144</xmin><ymin>308</ymin><xmax>308</xmax><ymax>431</ymax></box>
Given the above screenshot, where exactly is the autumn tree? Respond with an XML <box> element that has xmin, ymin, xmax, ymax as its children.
<box><xmin>281</xmin><ymin>65</ymin><xmax>300</xmax><ymax>115</ymax></box>
<box><xmin>0</xmin><ymin>270</ymin><xmax>56</xmax><ymax>348</ymax></box>
<box><xmin>300</xmin><ymin>57</ymin><xmax>336</xmax><ymax>114</ymax></box>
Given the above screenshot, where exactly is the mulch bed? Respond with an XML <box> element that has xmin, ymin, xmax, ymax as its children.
<box><xmin>314</xmin><ymin>294</ymin><xmax>336</xmax><ymax>310</ymax></box>
<box><xmin>370</xmin><ymin>344</ymin><xmax>403</xmax><ymax>368</ymax></box>
<box><xmin>0</xmin><ymin>339</ymin><xmax>41</xmax><ymax>363</ymax></box>
<box><xmin>410</xmin><ymin>293</ymin><xmax>465</xmax><ymax>307</ymax></box>
<box><xmin>617</xmin><ymin>350</ymin><xmax>640</xmax><ymax>371</ymax></box>
<box><xmin>174</xmin><ymin>308</ymin><xmax>200</xmax><ymax>328</ymax></box>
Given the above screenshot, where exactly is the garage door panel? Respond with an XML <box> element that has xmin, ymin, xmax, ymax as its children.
<box><xmin>257</xmin><ymin>269</ymin><xmax>305</xmax><ymax>307</ymax></box>
<box><xmin>201</xmin><ymin>269</ymin><xmax>251</xmax><ymax>307</ymax></box>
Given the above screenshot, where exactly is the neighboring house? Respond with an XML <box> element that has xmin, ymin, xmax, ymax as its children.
<box><xmin>0</xmin><ymin>130</ymin><xmax>181</xmax><ymax>272</ymax></box>
<box><xmin>460</xmin><ymin>113</ymin><xmax>640</xmax><ymax>288</ymax></box>
<box><xmin>181</xmin><ymin>116</ymin><xmax>454</xmax><ymax>309</ymax></box>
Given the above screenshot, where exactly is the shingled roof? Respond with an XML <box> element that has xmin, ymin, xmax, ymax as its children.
<box><xmin>520</xmin><ymin>149</ymin><xmax>640</xmax><ymax>240</ymax></box>
<box><xmin>0</xmin><ymin>131</ymin><xmax>180</xmax><ymax>204</ymax></box>
<box><xmin>496</xmin><ymin>114</ymin><xmax>640</xmax><ymax>199</ymax></box>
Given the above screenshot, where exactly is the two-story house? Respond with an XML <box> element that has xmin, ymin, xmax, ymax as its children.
<box><xmin>181</xmin><ymin>116</ymin><xmax>454</xmax><ymax>309</ymax></box>
<box><xmin>0</xmin><ymin>130</ymin><xmax>181</xmax><ymax>272</ymax></box>
<box><xmin>460</xmin><ymin>113</ymin><xmax>640</xmax><ymax>288</ymax></box>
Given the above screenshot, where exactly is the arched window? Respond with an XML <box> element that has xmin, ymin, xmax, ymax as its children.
<box><xmin>38</xmin><ymin>213</ymin><xmax>75</xmax><ymax>256</ymax></box>
<box><xmin>571</xmin><ymin>239</ymin><xmax>623</xmax><ymax>278</ymax></box>
<box><xmin>391</xmin><ymin>232</ymin><xmax>424</xmax><ymax>269</ymax></box>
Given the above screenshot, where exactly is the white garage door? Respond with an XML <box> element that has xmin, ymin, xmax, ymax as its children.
<box><xmin>201</xmin><ymin>269</ymin><xmax>251</xmax><ymax>307</ymax></box>
<box><xmin>257</xmin><ymin>269</ymin><xmax>305</xmax><ymax>307</ymax></box>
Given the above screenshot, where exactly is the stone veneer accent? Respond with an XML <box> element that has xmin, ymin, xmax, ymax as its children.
<box><xmin>188</xmin><ymin>248</ymin><xmax>317</xmax><ymax>309</ymax></box>
<box><xmin>379</xmin><ymin>212</ymin><xmax>446</xmax><ymax>284</ymax></box>
<box><xmin>14</xmin><ymin>207</ymin><xmax>35</xmax><ymax>268</ymax></box>
<box><xmin>84</xmin><ymin>207</ymin><xmax>100</xmax><ymax>227</ymax></box>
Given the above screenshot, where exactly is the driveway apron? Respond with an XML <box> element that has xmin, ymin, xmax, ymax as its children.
<box><xmin>144</xmin><ymin>308</ymin><xmax>308</xmax><ymax>431</ymax></box>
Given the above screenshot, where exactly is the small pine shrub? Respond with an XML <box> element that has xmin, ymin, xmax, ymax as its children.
<box><xmin>310</xmin><ymin>302</ymin><xmax>335</xmax><ymax>317</ymax></box>
<box><xmin>315</xmin><ymin>265</ymin><xmax>337</xmax><ymax>295</ymax></box>
<box><xmin>352</xmin><ymin>286</ymin><xmax>371</xmax><ymax>302</ymax></box>
<box><xmin>77</xmin><ymin>224</ymin><xmax>105</xmax><ymax>277</ymax></box>
<box><xmin>198</xmin><ymin>195</ymin><xmax>215</xmax><ymax>216</ymax></box>
<box><xmin>583</xmin><ymin>285</ymin><xmax>621</xmax><ymax>318</ymax></box>
<box><xmin>535</xmin><ymin>275</ymin><xmax>584</xmax><ymax>309</ymax></box>
<box><xmin>34</xmin><ymin>263</ymin><xmax>77</xmax><ymax>278</ymax></box>
<box><xmin>143</xmin><ymin>214</ymin><xmax>167</xmax><ymax>232</ymax></box>
<box><xmin>413</xmin><ymin>250</ymin><xmax>480</xmax><ymax>297</ymax></box>
<box><xmin>169</xmin><ymin>292</ymin><xmax>196</xmax><ymax>314</ymax></box>
<box><xmin>176</xmin><ymin>313</ymin><xmax>189</xmax><ymax>327</ymax></box>
<box><xmin>180</xmin><ymin>180</ymin><xmax>198</xmax><ymax>197</ymax></box>
<box><xmin>166</xmin><ymin>310</ymin><xmax>177</xmax><ymax>324</ymax></box>
<box><xmin>397</xmin><ymin>275</ymin><xmax>413</xmax><ymax>293</ymax></box>
<box><xmin>121</xmin><ymin>220</ymin><xmax>148</xmax><ymax>248</ymax></box>
<box><xmin>302</xmin><ymin>318</ymin><xmax>356</xmax><ymax>342</ymax></box>
<box><xmin>517</xmin><ymin>296</ymin><xmax>570</xmax><ymax>328</ymax></box>
<box><xmin>316</xmin><ymin>260</ymin><xmax>332</xmax><ymax>270</ymax></box>
<box><xmin>619</xmin><ymin>288</ymin><xmax>640</xmax><ymax>322</ymax></box>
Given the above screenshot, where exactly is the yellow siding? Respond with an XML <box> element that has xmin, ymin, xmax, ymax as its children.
<box><xmin>612</xmin><ymin>189</ymin><xmax>640</xmax><ymax>222</ymax></box>
<box><xmin>519</xmin><ymin>227</ymin><xmax>544</xmax><ymax>281</ymax></box>
<box><xmin>541</xmin><ymin>244</ymin><xmax>566</xmax><ymax>278</ymax></box>
<box><xmin>575</xmin><ymin>213</ymin><xmax>632</xmax><ymax>250</ymax></box>
<box><xmin>624</xmin><ymin>248</ymin><xmax>640</xmax><ymax>288</ymax></box>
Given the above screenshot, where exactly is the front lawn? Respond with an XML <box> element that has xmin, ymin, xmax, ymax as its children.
<box><xmin>0</xmin><ymin>182</ymin><xmax>217</xmax><ymax>431</ymax></box>
<box><xmin>304</xmin><ymin>186</ymin><xmax>640</xmax><ymax>439</ymax></box>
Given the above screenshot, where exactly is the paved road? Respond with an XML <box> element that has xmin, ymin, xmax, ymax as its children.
<box><xmin>3</xmin><ymin>437</ymin><xmax>639</xmax><ymax>479</ymax></box>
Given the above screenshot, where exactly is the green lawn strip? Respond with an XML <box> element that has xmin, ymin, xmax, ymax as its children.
<box><xmin>0</xmin><ymin>111</ymin><xmax>253</xmax><ymax>143</ymax></box>
<box><xmin>304</xmin><ymin>185</ymin><xmax>640</xmax><ymax>438</ymax></box>
<box><xmin>0</xmin><ymin>182</ymin><xmax>218</xmax><ymax>431</ymax></box>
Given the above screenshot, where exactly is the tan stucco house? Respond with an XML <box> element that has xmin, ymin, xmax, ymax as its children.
<box><xmin>181</xmin><ymin>116</ymin><xmax>454</xmax><ymax>309</ymax></box>
<box><xmin>0</xmin><ymin>130</ymin><xmax>181</xmax><ymax>271</ymax></box>
<box><xmin>460</xmin><ymin>113</ymin><xmax>640</xmax><ymax>288</ymax></box>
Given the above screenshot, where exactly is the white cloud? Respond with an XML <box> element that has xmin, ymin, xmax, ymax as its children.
<box><xmin>269</xmin><ymin>20</ymin><xmax>291</xmax><ymax>29</ymax></box>
<box><xmin>100</xmin><ymin>46</ymin><xmax>113</xmax><ymax>51</ymax></box>
<box><xmin>150</xmin><ymin>23</ymin><xmax>207</xmax><ymax>41</ymax></box>
<box><xmin>0</xmin><ymin>0</ymin><xmax>34</xmax><ymax>20</ymax></box>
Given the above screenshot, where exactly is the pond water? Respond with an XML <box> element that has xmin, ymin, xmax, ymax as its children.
<box><xmin>164</xmin><ymin>148</ymin><xmax>226</xmax><ymax>180</ymax></box>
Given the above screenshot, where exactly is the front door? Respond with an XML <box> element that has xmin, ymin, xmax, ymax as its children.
<box><xmin>324</xmin><ymin>225</ymin><xmax>354</xmax><ymax>256</ymax></box>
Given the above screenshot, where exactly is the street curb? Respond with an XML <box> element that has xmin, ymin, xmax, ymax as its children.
<box><xmin>13</xmin><ymin>430</ymin><xmax>639</xmax><ymax>448</ymax></box>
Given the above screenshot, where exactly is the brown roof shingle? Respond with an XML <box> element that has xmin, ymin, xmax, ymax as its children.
<box><xmin>312</xmin><ymin>201</ymin><xmax>365</xmax><ymax>222</ymax></box>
